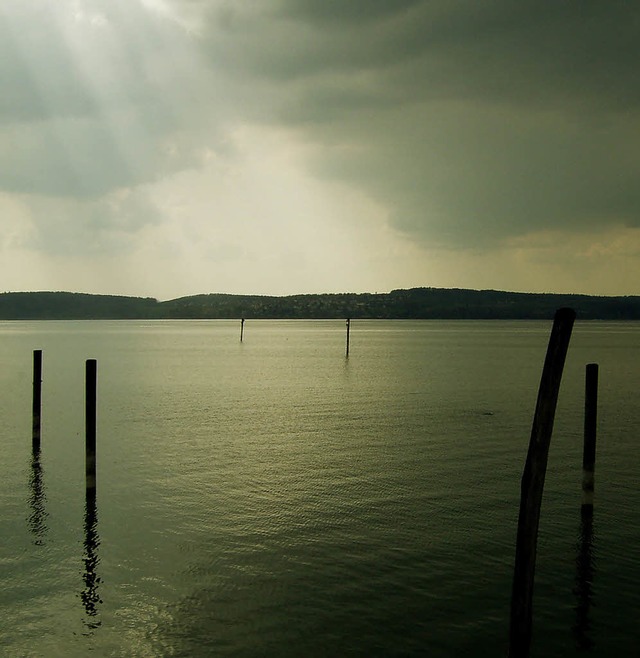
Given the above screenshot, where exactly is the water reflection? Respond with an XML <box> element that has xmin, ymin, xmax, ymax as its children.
<box><xmin>27</xmin><ymin>447</ymin><xmax>48</xmax><ymax>545</ymax></box>
<box><xmin>573</xmin><ymin>508</ymin><xmax>595</xmax><ymax>651</ymax></box>
<box><xmin>81</xmin><ymin>489</ymin><xmax>102</xmax><ymax>630</ymax></box>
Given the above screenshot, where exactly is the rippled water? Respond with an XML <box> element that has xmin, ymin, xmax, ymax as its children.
<box><xmin>0</xmin><ymin>319</ymin><xmax>638</xmax><ymax>657</ymax></box>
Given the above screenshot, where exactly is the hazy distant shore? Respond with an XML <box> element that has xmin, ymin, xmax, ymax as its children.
<box><xmin>1</xmin><ymin>288</ymin><xmax>639</xmax><ymax>320</ymax></box>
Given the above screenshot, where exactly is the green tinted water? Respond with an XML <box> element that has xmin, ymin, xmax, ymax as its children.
<box><xmin>0</xmin><ymin>320</ymin><xmax>638</xmax><ymax>656</ymax></box>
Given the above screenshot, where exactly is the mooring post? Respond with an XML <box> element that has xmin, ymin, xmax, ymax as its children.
<box><xmin>346</xmin><ymin>318</ymin><xmax>351</xmax><ymax>357</ymax></box>
<box><xmin>508</xmin><ymin>307</ymin><xmax>576</xmax><ymax>658</ymax></box>
<box><xmin>240</xmin><ymin>318</ymin><xmax>245</xmax><ymax>343</ymax></box>
<box><xmin>582</xmin><ymin>363</ymin><xmax>598</xmax><ymax>515</ymax></box>
<box><xmin>85</xmin><ymin>359</ymin><xmax>97</xmax><ymax>492</ymax></box>
<box><xmin>32</xmin><ymin>349</ymin><xmax>42</xmax><ymax>448</ymax></box>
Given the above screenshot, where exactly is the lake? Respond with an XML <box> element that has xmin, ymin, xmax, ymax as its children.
<box><xmin>0</xmin><ymin>319</ymin><xmax>638</xmax><ymax>656</ymax></box>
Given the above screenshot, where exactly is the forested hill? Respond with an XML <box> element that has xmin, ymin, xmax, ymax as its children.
<box><xmin>0</xmin><ymin>289</ymin><xmax>639</xmax><ymax>320</ymax></box>
<box><xmin>0</xmin><ymin>292</ymin><xmax>158</xmax><ymax>319</ymax></box>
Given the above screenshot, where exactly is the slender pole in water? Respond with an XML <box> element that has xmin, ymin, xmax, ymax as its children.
<box><xmin>240</xmin><ymin>318</ymin><xmax>245</xmax><ymax>343</ymax></box>
<box><xmin>32</xmin><ymin>350</ymin><xmax>42</xmax><ymax>449</ymax></box>
<box><xmin>85</xmin><ymin>360</ymin><xmax>97</xmax><ymax>493</ymax></box>
<box><xmin>582</xmin><ymin>363</ymin><xmax>598</xmax><ymax>515</ymax></box>
<box><xmin>345</xmin><ymin>318</ymin><xmax>351</xmax><ymax>357</ymax></box>
<box><xmin>508</xmin><ymin>307</ymin><xmax>576</xmax><ymax>658</ymax></box>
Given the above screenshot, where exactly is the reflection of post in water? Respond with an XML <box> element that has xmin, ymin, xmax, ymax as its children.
<box><xmin>27</xmin><ymin>446</ymin><xmax>48</xmax><ymax>545</ymax></box>
<box><xmin>81</xmin><ymin>488</ymin><xmax>102</xmax><ymax>628</ymax></box>
<box><xmin>573</xmin><ymin>509</ymin><xmax>595</xmax><ymax>651</ymax></box>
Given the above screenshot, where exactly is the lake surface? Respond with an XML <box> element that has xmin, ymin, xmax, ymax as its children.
<box><xmin>0</xmin><ymin>319</ymin><xmax>638</xmax><ymax>657</ymax></box>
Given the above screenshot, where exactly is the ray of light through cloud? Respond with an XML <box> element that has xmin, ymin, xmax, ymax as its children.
<box><xmin>0</xmin><ymin>0</ymin><xmax>638</xmax><ymax>298</ymax></box>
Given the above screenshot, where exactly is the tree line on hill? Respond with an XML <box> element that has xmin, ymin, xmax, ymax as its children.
<box><xmin>0</xmin><ymin>288</ymin><xmax>638</xmax><ymax>320</ymax></box>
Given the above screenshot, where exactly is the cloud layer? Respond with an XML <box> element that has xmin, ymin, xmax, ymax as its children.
<box><xmin>190</xmin><ymin>0</ymin><xmax>640</xmax><ymax>245</ymax></box>
<box><xmin>1</xmin><ymin>0</ymin><xmax>638</xmax><ymax>296</ymax></box>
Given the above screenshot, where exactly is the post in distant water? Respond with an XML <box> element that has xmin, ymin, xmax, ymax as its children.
<box><xmin>345</xmin><ymin>318</ymin><xmax>351</xmax><ymax>357</ymax></box>
<box><xmin>85</xmin><ymin>359</ymin><xmax>97</xmax><ymax>493</ymax></box>
<box><xmin>32</xmin><ymin>350</ymin><xmax>42</xmax><ymax>449</ymax></box>
<box><xmin>240</xmin><ymin>318</ymin><xmax>245</xmax><ymax>343</ymax></box>
<box><xmin>582</xmin><ymin>363</ymin><xmax>598</xmax><ymax>515</ymax></box>
<box><xmin>508</xmin><ymin>307</ymin><xmax>576</xmax><ymax>658</ymax></box>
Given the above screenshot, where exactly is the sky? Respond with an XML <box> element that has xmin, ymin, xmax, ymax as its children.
<box><xmin>1</xmin><ymin>0</ymin><xmax>639</xmax><ymax>300</ymax></box>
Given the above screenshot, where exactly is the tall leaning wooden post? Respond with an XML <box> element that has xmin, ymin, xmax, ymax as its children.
<box><xmin>508</xmin><ymin>307</ymin><xmax>576</xmax><ymax>658</ymax></box>
<box><xmin>240</xmin><ymin>318</ymin><xmax>245</xmax><ymax>343</ymax></box>
<box><xmin>345</xmin><ymin>318</ymin><xmax>351</xmax><ymax>358</ymax></box>
<box><xmin>85</xmin><ymin>359</ymin><xmax>98</xmax><ymax>493</ymax></box>
<box><xmin>32</xmin><ymin>350</ymin><xmax>43</xmax><ymax>449</ymax></box>
<box><xmin>582</xmin><ymin>363</ymin><xmax>598</xmax><ymax>517</ymax></box>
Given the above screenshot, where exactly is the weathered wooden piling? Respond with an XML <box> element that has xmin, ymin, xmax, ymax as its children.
<box><xmin>346</xmin><ymin>318</ymin><xmax>351</xmax><ymax>357</ymax></box>
<box><xmin>508</xmin><ymin>307</ymin><xmax>576</xmax><ymax>658</ymax></box>
<box><xmin>32</xmin><ymin>350</ymin><xmax>42</xmax><ymax>448</ymax></box>
<box><xmin>240</xmin><ymin>318</ymin><xmax>245</xmax><ymax>343</ymax></box>
<box><xmin>85</xmin><ymin>359</ymin><xmax>97</xmax><ymax>492</ymax></box>
<box><xmin>582</xmin><ymin>363</ymin><xmax>598</xmax><ymax>514</ymax></box>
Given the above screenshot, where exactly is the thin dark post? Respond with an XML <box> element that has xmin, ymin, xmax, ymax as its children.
<box><xmin>85</xmin><ymin>359</ymin><xmax>97</xmax><ymax>492</ymax></box>
<box><xmin>32</xmin><ymin>350</ymin><xmax>42</xmax><ymax>448</ymax></box>
<box><xmin>582</xmin><ymin>363</ymin><xmax>598</xmax><ymax>514</ymax></box>
<box><xmin>240</xmin><ymin>318</ymin><xmax>245</xmax><ymax>343</ymax></box>
<box><xmin>346</xmin><ymin>318</ymin><xmax>351</xmax><ymax>357</ymax></box>
<box><xmin>508</xmin><ymin>307</ymin><xmax>576</xmax><ymax>658</ymax></box>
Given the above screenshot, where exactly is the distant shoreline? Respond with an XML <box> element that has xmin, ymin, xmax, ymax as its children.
<box><xmin>1</xmin><ymin>288</ymin><xmax>639</xmax><ymax>320</ymax></box>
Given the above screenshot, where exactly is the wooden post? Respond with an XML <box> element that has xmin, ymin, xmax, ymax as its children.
<box><xmin>508</xmin><ymin>307</ymin><xmax>576</xmax><ymax>658</ymax></box>
<box><xmin>85</xmin><ymin>360</ymin><xmax>97</xmax><ymax>492</ymax></box>
<box><xmin>346</xmin><ymin>318</ymin><xmax>351</xmax><ymax>357</ymax></box>
<box><xmin>240</xmin><ymin>318</ymin><xmax>245</xmax><ymax>343</ymax></box>
<box><xmin>582</xmin><ymin>364</ymin><xmax>598</xmax><ymax>514</ymax></box>
<box><xmin>32</xmin><ymin>350</ymin><xmax>42</xmax><ymax>448</ymax></box>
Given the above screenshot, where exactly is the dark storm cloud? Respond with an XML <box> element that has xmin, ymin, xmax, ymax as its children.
<box><xmin>197</xmin><ymin>0</ymin><xmax>640</xmax><ymax>245</ymax></box>
<box><xmin>3</xmin><ymin>0</ymin><xmax>639</xmax><ymax>254</ymax></box>
<box><xmin>275</xmin><ymin>0</ymin><xmax>422</xmax><ymax>25</ymax></box>
<box><xmin>204</xmin><ymin>1</ymin><xmax>637</xmax><ymax>99</ymax></box>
